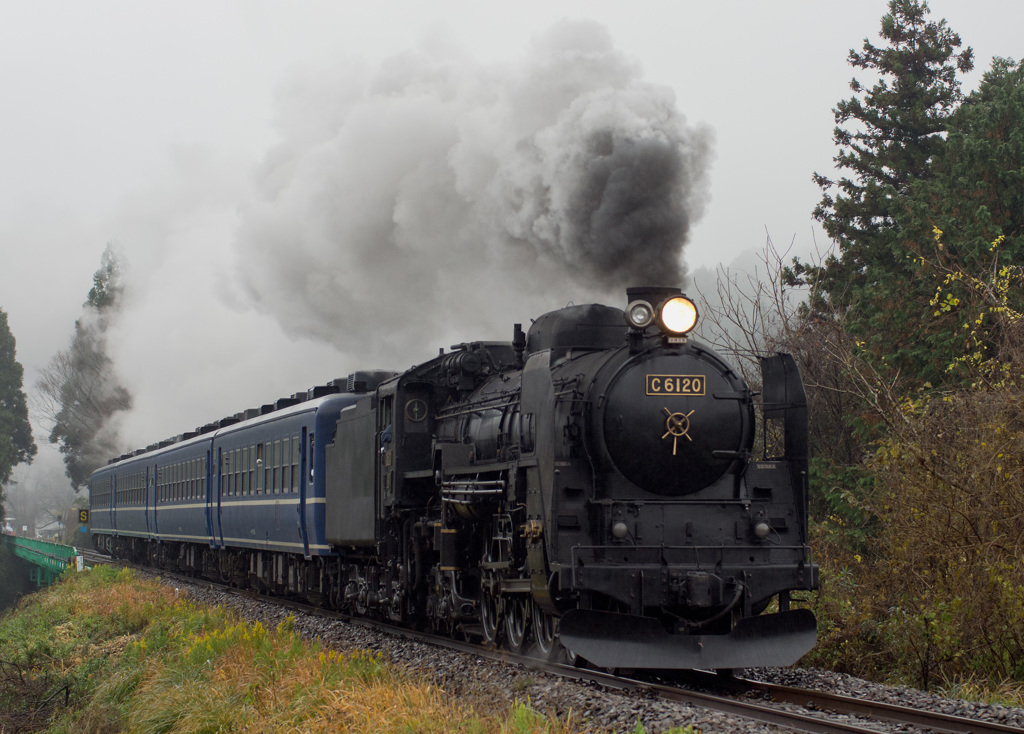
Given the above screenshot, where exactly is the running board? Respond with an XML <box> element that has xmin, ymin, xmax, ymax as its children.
<box><xmin>558</xmin><ymin>608</ymin><xmax>817</xmax><ymax>670</ymax></box>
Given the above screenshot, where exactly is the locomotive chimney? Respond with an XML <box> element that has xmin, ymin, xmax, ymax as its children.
<box><xmin>513</xmin><ymin>323</ymin><xmax>525</xmax><ymax>368</ymax></box>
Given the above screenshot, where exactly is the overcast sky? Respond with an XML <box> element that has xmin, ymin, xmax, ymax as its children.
<box><xmin>1</xmin><ymin>1</ymin><xmax>1019</xmax><ymax>484</ymax></box>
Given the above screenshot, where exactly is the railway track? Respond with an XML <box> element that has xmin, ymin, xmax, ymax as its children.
<box><xmin>77</xmin><ymin>548</ymin><xmax>112</xmax><ymax>568</ymax></box>
<box><xmin>730</xmin><ymin>677</ymin><xmax>1024</xmax><ymax>734</ymax></box>
<box><xmin>86</xmin><ymin>552</ymin><xmax>1023</xmax><ymax>734</ymax></box>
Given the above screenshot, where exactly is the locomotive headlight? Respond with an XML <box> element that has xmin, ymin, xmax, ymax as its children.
<box><xmin>658</xmin><ymin>296</ymin><xmax>699</xmax><ymax>335</ymax></box>
<box><xmin>625</xmin><ymin>300</ymin><xmax>655</xmax><ymax>329</ymax></box>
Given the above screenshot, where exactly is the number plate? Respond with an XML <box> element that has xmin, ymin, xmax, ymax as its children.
<box><xmin>645</xmin><ymin>375</ymin><xmax>705</xmax><ymax>396</ymax></box>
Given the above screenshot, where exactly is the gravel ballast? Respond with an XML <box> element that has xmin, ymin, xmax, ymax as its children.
<box><xmin>159</xmin><ymin>574</ymin><xmax>1024</xmax><ymax>733</ymax></box>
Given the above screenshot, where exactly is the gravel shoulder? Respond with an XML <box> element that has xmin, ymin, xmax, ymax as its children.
<box><xmin>158</xmin><ymin>573</ymin><xmax>1024</xmax><ymax>734</ymax></box>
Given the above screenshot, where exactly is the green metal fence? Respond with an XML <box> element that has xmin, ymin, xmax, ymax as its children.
<box><xmin>2</xmin><ymin>535</ymin><xmax>83</xmax><ymax>587</ymax></box>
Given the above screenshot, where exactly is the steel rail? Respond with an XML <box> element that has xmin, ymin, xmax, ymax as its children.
<box><xmin>738</xmin><ymin>677</ymin><xmax>1024</xmax><ymax>734</ymax></box>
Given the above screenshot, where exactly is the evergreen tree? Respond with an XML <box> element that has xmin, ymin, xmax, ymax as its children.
<box><xmin>86</xmin><ymin>245</ymin><xmax>125</xmax><ymax>311</ymax></box>
<box><xmin>36</xmin><ymin>245</ymin><xmax>132</xmax><ymax>488</ymax></box>
<box><xmin>812</xmin><ymin>0</ymin><xmax>973</xmax><ymax>282</ymax></box>
<box><xmin>793</xmin><ymin>0</ymin><xmax>974</xmax><ymax>386</ymax></box>
<box><xmin>804</xmin><ymin>0</ymin><xmax>972</xmax><ymax>308</ymax></box>
<box><xmin>897</xmin><ymin>57</ymin><xmax>1024</xmax><ymax>378</ymax></box>
<box><xmin>904</xmin><ymin>57</ymin><xmax>1024</xmax><ymax>261</ymax></box>
<box><xmin>0</xmin><ymin>308</ymin><xmax>37</xmax><ymax>520</ymax></box>
<box><xmin>779</xmin><ymin>2</ymin><xmax>977</xmax><ymax>561</ymax></box>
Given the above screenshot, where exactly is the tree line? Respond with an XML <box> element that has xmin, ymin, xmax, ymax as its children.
<box><xmin>749</xmin><ymin>0</ymin><xmax>1023</xmax><ymax>691</ymax></box>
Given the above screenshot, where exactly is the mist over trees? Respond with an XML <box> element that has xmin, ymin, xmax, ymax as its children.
<box><xmin>0</xmin><ymin>308</ymin><xmax>37</xmax><ymax>522</ymax></box>
<box><xmin>35</xmin><ymin>245</ymin><xmax>133</xmax><ymax>489</ymax></box>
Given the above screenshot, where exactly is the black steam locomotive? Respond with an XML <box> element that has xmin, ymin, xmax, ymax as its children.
<box><xmin>91</xmin><ymin>286</ymin><xmax>817</xmax><ymax>669</ymax></box>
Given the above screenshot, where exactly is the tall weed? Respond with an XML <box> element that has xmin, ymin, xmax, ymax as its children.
<box><xmin>1</xmin><ymin>568</ymin><xmax>592</xmax><ymax>733</ymax></box>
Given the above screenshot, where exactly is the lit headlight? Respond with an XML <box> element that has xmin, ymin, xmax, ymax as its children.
<box><xmin>625</xmin><ymin>300</ymin><xmax>655</xmax><ymax>329</ymax></box>
<box><xmin>658</xmin><ymin>296</ymin><xmax>698</xmax><ymax>335</ymax></box>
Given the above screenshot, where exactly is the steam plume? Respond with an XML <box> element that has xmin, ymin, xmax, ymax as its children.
<box><xmin>91</xmin><ymin>20</ymin><xmax>714</xmax><ymax>452</ymax></box>
<box><xmin>234</xmin><ymin>20</ymin><xmax>713</xmax><ymax>362</ymax></box>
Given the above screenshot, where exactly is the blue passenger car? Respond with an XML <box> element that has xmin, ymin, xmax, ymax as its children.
<box><xmin>210</xmin><ymin>394</ymin><xmax>361</xmax><ymax>559</ymax></box>
<box><xmin>151</xmin><ymin>435</ymin><xmax>216</xmax><ymax>548</ymax></box>
<box><xmin>89</xmin><ymin>376</ymin><xmax>388</xmax><ymax>588</ymax></box>
<box><xmin>89</xmin><ymin>433</ymin><xmax>215</xmax><ymax>562</ymax></box>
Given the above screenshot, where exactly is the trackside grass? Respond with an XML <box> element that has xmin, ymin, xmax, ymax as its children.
<box><xmin>0</xmin><ymin>566</ymin><xmax>614</xmax><ymax>733</ymax></box>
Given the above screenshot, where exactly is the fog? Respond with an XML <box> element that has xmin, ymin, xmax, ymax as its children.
<box><xmin>95</xmin><ymin>20</ymin><xmax>711</xmax><ymax>452</ymax></box>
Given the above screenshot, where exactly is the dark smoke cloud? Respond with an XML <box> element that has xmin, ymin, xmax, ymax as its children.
<box><xmin>490</xmin><ymin>88</ymin><xmax>705</xmax><ymax>288</ymax></box>
<box><xmin>234</xmin><ymin>19</ymin><xmax>713</xmax><ymax>364</ymax></box>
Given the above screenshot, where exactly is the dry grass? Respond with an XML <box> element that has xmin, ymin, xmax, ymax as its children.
<box><xmin>124</xmin><ymin>623</ymin><xmax>576</xmax><ymax>733</ymax></box>
<box><xmin>0</xmin><ymin>568</ymin><xmax>592</xmax><ymax>733</ymax></box>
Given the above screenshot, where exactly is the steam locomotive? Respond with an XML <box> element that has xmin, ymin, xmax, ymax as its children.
<box><xmin>89</xmin><ymin>286</ymin><xmax>818</xmax><ymax>669</ymax></box>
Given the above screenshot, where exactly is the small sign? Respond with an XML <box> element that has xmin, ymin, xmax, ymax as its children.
<box><xmin>645</xmin><ymin>375</ymin><xmax>706</xmax><ymax>396</ymax></box>
<box><xmin>79</xmin><ymin>509</ymin><xmax>89</xmax><ymax>524</ymax></box>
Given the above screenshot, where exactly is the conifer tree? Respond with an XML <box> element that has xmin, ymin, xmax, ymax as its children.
<box><xmin>897</xmin><ymin>57</ymin><xmax>1024</xmax><ymax>379</ymax></box>
<box><xmin>792</xmin><ymin>0</ymin><xmax>975</xmax><ymax>388</ymax></box>
<box><xmin>805</xmin><ymin>0</ymin><xmax>973</xmax><ymax>316</ymax></box>
<box><xmin>36</xmin><ymin>245</ymin><xmax>133</xmax><ymax>488</ymax></box>
<box><xmin>0</xmin><ymin>308</ymin><xmax>37</xmax><ymax>520</ymax></box>
<box><xmin>905</xmin><ymin>57</ymin><xmax>1024</xmax><ymax>261</ymax></box>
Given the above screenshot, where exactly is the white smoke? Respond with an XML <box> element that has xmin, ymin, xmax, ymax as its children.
<box><xmin>87</xmin><ymin>19</ymin><xmax>713</xmax><ymax>453</ymax></box>
<box><xmin>235</xmin><ymin>19</ymin><xmax>713</xmax><ymax>365</ymax></box>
